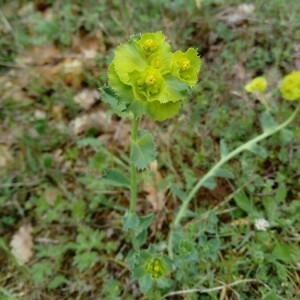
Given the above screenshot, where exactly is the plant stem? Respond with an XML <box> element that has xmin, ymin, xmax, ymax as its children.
<box><xmin>130</xmin><ymin>117</ymin><xmax>139</xmax><ymax>213</ymax></box>
<box><xmin>168</xmin><ymin>103</ymin><xmax>300</xmax><ymax>258</ymax></box>
<box><xmin>128</xmin><ymin>118</ymin><xmax>140</xmax><ymax>251</ymax></box>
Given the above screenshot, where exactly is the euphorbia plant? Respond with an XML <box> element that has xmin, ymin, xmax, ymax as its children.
<box><xmin>101</xmin><ymin>31</ymin><xmax>201</xmax><ymax>292</ymax></box>
<box><xmin>101</xmin><ymin>32</ymin><xmax>300</xmax><ymax>296</ymax></box>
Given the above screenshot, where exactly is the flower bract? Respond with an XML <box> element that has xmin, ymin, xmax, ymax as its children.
<box><xmin>245</xmin><ymin>77</ymin><xmax>267</xmax><ymax>93</ymax></box>
<box><xmin>143</xmin><ymin>257</ymin><xmax>168</xmax><ymax>279</ymax></box>
<box><xmin>280</xmin><ymin>71</ymin><xmax>300</xmax><ymax>101</ymax></box>
<box><xmin>104</xmin><ymin>31</ymin><xmax>201</xmax><ymax>121</ymax></box>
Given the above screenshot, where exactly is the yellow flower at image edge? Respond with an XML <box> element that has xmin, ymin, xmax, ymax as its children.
<box><xmin>245</xmin><ymin>76</ymin><xmax>267</xmax><ymax>93</ymax></box>
<box><xmin>280</xmin><ymin>71</ymin><xmax>300</xmax><ymax>101</ymax></box>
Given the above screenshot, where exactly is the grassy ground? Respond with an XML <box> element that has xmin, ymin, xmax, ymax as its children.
<box><xmin>1</xmin><ymin>0</ymin><xmax>300</xmax><ymax>299</ymax></box>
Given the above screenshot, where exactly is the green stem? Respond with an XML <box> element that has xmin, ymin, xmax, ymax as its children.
<box><xmin>130</xmin><ymin>117</ymin><xmax>139</xmax><ymax>213</ymax></box>
<box><xmin>168</xmin><ymin>103</ymin><xmax>300</xmax><ymax>258</ymax></box>
<box><xmin>260</xmin><ymin>94</ymin><xmax>270</xmax><ymax>112</ymax></box>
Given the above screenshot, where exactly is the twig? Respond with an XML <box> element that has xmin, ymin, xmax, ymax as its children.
<box><xmin>0</xmin><ymin>62</ymin><xmax>25</xmax><ymax>69</ymax></box>
<box><xmin>0</xmin><ymin>179</ymin><xmax>41</xmax><ymax>188</ymax></box>
<box><xmin>0</xmin><ymin>9</ymin><xmax>22</xmax><ymax>52</ymax></box>
<box><xmin>161</xmin><ymin>279</ymin><xmax>272</xmax><ymax>299</ymax></box>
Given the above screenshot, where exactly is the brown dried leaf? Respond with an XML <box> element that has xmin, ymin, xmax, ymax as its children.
<box><xmin>71</xmin><ymin>109</ymin><xmax>114</xmax><ymax>135</ymax></box>
<box><xmin>0</xmin><ymin>145</ymin><xmax>13</xmax><ymax>170</ymax></box>
<box><xmin>231</xmin><ymin>62</ymin><xmax>247</xmax><ymax>82</ymax></box>
<box><xmin>294</xmin><ymin>44</ymin><xmax>300</xmax><ymax>69</ymax></box>
<box><xmin>72</xmin><ymin>30</ymin><xmax>106</xmax><ymax>54</ymax></box>
<box><xmin>15</xmin><ymin>45</ymin><xmax>61</xmax><ymax>67</ymax></box>
<box><xmin>72</xmin><ymin>30</ymin><xmax>105</xmax><ymax>67</ymax></box>
<box><xmin>218</xmin><ymin>4</ymin><xmax>255</xmax><ymax>26</ymax></box>
<box><xmin>143</xmin><ymin>161</ymin><xmax>166</xmax><ymax>212</ymax></box>
<box><xmin>113</xmin><ymin>121</ymin><xmax>131</xmax><ymax>148</ymax></box>
<box><xmin>44</xmin><ymin>187</ymin><xmax>60</xmax><ymax>205</ymax></box>
<box><xmin>0</xmin><ymin>69</ymin><xmax>31</xmax><ymax>100</ymax></box>
<box><xmin>60</xmin><ymin>58</ymin><xmax>84</xmax><ymax>89</ymax></box>
<box><xmin>31</xmin><ymin>57</ymin><xmax>84</xmax><ymax>89</ymax></box>
<box><xmin>74</xmin><ymin>89</ymin><xmax>100</xmax><ymax>110</ymax></box>
<box><xmin>10</xmin><ymin>224</ymin><xmax>33</xmax><ymax>265</ymax></box>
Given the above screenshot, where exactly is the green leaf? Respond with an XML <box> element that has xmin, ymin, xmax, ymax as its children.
<box><xmin>31</xmin><ymin>262</ymin><xmax>54</xmax><ymax>284</ymax></box>
<box><xmin>220</xmin><ymin>139</ymin><xmax>229</xmax><ymax>159</ymax></box>
<box><xmin>0</xmin><ymin>287</ymin><xmax>17</xmax><ymax>299</ymax></box>
<box><xmin>108</xmin><ymin>63</ymin><xmax>135</xmax><ymax>103</ymax></box>
<box><xmin>131</xmin><ymin>131</ymin><xmax>157</xmax><ymax>170</ymax></box>
<box><xmin>122</xmin><ymin>211</ymin><xmax>140</xmax><ymax>231</ymax></box>
<box><xmin>202</xmin><ymin>177</ymin><xmax>217</xmax><ymax>190</ymax></box>
<box><xmin>134</xmin><ymin>214</ymin><xmax>154</xmax><ymax>248</ymax></box>
<box><xmin>72</xmin><ymin>199</ymin><xmax>87</xmax><ymax>220</ymax></box>
<box><xmin>113</xmin><ymin>41</ymin><xmax>148</xmax><ymax>84</ymax></box>
<box><xmin>272</xmin><ymin>242</ymin><xmax>299</xmax><ymax>263</ymax></box>
<box><xmin>262</xmin><ymin>290</ymin><xmax>278</xmax><ymax>300</ymax></box>
<box><xmin>247</xmin><ymin>143</ymin><xmax>268</xmax><ymax>158</ymax></box>
<box><xmin>234</xmin><ymin>191</ymin><xmax>254</xmax><ymax>213</ymax></box>
<box><xmin>170</xmin><ymin>184</ymin><xmax>187</xmax><ymax>202</ymax></box>
<box><xmin>138</xmin><ymin>274</ymin><xmax>153</xmax><ymax>294</ymax></box>
<box><xmin>263</xmin><ymin>197</ymin><xmax>277</xmax><ymax>222</ymax></box>
<box><xmin>139</xmin><ymin>214</ymin><xmax>154</xmax><ymax>231</ymax></box>
<box><xmin>183</xmin><ymin>168</ymin><xmax>197</xmax><ymax>190</ymax></box>
<box><xmin>275</xmin><ymin>184</ymin><xmax>287</xmax><ymax>203</ymax></box>
<box><xmin>0</xmin><ymin>238</ymin><xmax>9</xmax><ymax>253</ymax></box>
<box><xmin>73</xmin><ymin>251</ymin><xmax>99</xmax><ymax>271</ymax></box>
<box><xmin>280</xmin><ymin>128</ymin><xmax>294</xmax><ymax>144</ymax></box>
<box><xmin>102</xmin><ymin>168</ymin><xmax>130</xmax><ymax>188</ymax></box>
<box><xmin>128</xmin><ymin>100</ymin><xmax>146</xmax><ymax>118</ymax></box>
<box><xmin>136</xmin><ymin>229</ymin><xmax>148</xmax><ymax>248</ymax></box>
<box><xmin>260</xmin><ymin>111</ymin><xmax>277</xmax><ymax>133</ymax></box>
<box><xmin>100</xmin><ymin>86</ymin><xmax>126</xmax><ymax>115</ymax></box>
<box><xmin>48</xmin><ymin>275</ymin><xmax>67</xmax><ymax>290</ymax></box>
<box><xmin>212</xmin><ymin>168</ymin><xmax>235</xmax><ymax>179</ymax></box>
<box><xmin>146</xmin><ymin>100</ymin><xmax>181</xmax><ymax>121</ymax></box>
<box><xmin>164</xmin><ymin>75</ymin><xmax>191</xmax><ymax>100</ymax></box>
<box><xmin>77</xmin><ymin>137</ymin><xmax>103</xmax><ymax>150</ymax></box>
<box><xmin>156</xmin><ymin>277</ymin><xmax>173</xmax><ymax>289</ymax></box>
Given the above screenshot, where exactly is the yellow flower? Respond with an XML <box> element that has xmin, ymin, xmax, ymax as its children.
<box><xmin>280</xmin><ymin>71</ymin><xmax>300</xmax><ymax>101</ymax></box>
<box><xmin>144</xmin><ymin>257</ymin><xmax>167</xmax><ymax>279</ymax></box>
<box><xmin>245</xmin><ymin>77</ymin><xmax>267</xmax><ymax>93</ymax></box>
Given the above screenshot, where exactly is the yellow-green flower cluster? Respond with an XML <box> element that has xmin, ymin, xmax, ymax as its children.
<box><xmin>245</xmin><ymin>76</ymin><xmax>267</xmax><ymax>93</ymax></box>
<box><xmin>143</xmin><ymin>257</ymin><xmax>167</xmax><ymax>279</ymax></box>
<box><xmin>280</xmin><ymin>71</ymin><xmax>300</xmax><ymax>101</ymax></box>
<box><xmin>108</xmin><ymin>32</ymin><xmax>201</xmax><ymax>121</ymax></box>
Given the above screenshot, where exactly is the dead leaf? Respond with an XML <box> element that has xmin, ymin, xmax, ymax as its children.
<box><xmin>51</xmin><ymin>105</ymin><xmax>65</xmax><ymax>120</ymax></box>
<box><xmin>71</xmin><ymin>30</ymin><xmax>105</xmax><ymax>68</ymax></box>
<box><xmin>44</xmin><ymin>187</ymin><xmax>60</xmax><ymax>205</ymax></box>
<box><xmin>294</xmin><ymin>44</ymin><xmax>300</xmax><ymax>69</ymax></box>
<box><xmin>74</xmin><ymin>89</ymin><xmax>100</xmax><ymax>110</ymax></box>
<box><xmin>218</xmin><ymin>4</ymin><xmax>255</xmax><ymax>26</ymax></box>
<box><xmin>72</xmin><ymin>30</ymin><xmax>105</xmax><ymax>53</ymax></box>
<box><xmin>0</xmin><ymin>145</ymin><xmax>13</xmax><ymax>170</ymax></box>
<box><xmin>231</xmin><ymin>62</ymin><xmax>247</xmax><ymax>82</ymax></box>
<box><xmin>10</xmin><ymin>224</ymin><xmax>33</xmax><ymax>265</ymax></box>
<box><xmin>62</xmin><ymin>58</ymin><xmax>83</xmax><ymax>88</ymax></box>
<box><xmin>30</xmin><ymin>57</ymin><xmax>84</xmax><ymax>89</ymax></box>
<box><xmin>143</xmin><ymin>161</ymin><xmax>166</xmax><ymax>212</ymax></box>
<box><xmin>15</xmin><ymin>45</ymin><xmax>61</xmax><ymax>67</ymax></box>
<box><xmin>0</xmin><ymin>69</ymin><xmax>31</xmax><ymax>101</ymax></box>
<box><xmin>71</xmin><ymin>109</ymin><xmax>114</xmax><ymax>135</ymax></box>
<box><xmin>113</xmin><ymin>120</ymin><xmax>131</xmax><ymax>148</ymax></box>
<box><xmin>34</xmin><ymin>109</ymin><xmax>47</xmax><ymax>120</ymax></box>
<box><xmin>17</xmin><ymin>2</ymin><xmax>34</xmax><ymax>17</ymax></box>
